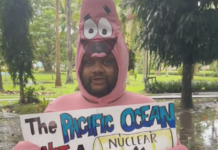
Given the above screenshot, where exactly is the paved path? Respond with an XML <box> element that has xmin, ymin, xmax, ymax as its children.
<box><xmin>150</xmin><ymin>94</ymin><xmax>218</xmax><ymax>99</ymax></box>
<box><xmin>0</xmin><ymin>112</ymin><xmax>23</xmax><ymax>150</ymax></box>
<box><xmin>0</xmin><ymin>92</ymin><xmax>217</xmax><ymax>101</ymax></box>
<box><xmin>148</xmin><ymin>92</ymin><xmax>218</xmax><ymax>99</ymax></box>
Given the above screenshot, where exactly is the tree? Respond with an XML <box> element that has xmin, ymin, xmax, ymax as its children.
<box><xmin>30</xmin><ymin>9</ymin><xmax>56</xmax><ymax>72</ymax></box>
<box><xmin>1</xmin><ymin>0</ymin><xmax>35</xmax><ymax>103</ymax></box>
<box><xmin>133</xmin><ymin>0</ymin><xmax>218</xmax><ymax>109</ymax></box>
<box><xmin>0</xmin><ymin>1</ymin><xmax>5</xmax><ymax>91</ymax></box>
<box><xmin>65</xmin><ymin>0</ymin><xmax>73</xmax><ymax>84</ymax></box>
<box><xmin>30</xmin><ymin>1</ymin><xmax>68</xmax><ymax>73</ymax></box>
<box><xmin>0</xmin><ymin>30</ymin><xmax>4</xmax><ymax>91</ymax></box>
<box><xmin>46</xmin><ymin>0</ymin><xmax>81</xmax><ymax>82</ymax></box>
<box><xmin>55</xmin><ymin>0</ymin><xmax>62</xmax><ymax>87</ymax></box>
<box><xmin>60</xmin><ymin>0</ymin><xmax>82</xmax><ymax>83</ymax></box>
<box><xmin>0</xmin><ymin>58</ymin><xmax>4</xmax><ymax>91</ymax></box>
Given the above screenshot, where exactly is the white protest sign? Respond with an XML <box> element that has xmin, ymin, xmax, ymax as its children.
<box><xmin>20</xmin><ymin>101</ymin><xmax>177</xmax><ymax>150</ymax></box>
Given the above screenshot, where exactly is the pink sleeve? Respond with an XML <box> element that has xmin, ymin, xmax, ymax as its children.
<box><xmin>43</xmin><ymin>96</ymin><xmax>65</xmax><ymax>113</ymax></box>
<box><xmin>168</xmin><ymin>139</ymin><xmax>188</xmax><ymax>150</ymax></box>
<box><xmin>13</xmin><ymin>141</ymin><xmax>40</xmax><ymax>150</ymax></box>
<box><xmin>44</xmin><ymin>101</ymin><xmax>55</xmax><ymax>113</ymax></box>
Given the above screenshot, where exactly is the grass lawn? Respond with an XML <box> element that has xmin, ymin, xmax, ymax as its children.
<box><xmin>0</xmin><ymin>72</ymin><xmax>217</xmax><ymax>97</ymax></box>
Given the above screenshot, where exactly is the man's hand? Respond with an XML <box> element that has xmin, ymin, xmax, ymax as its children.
<box><xmin>168</xmin><ymin>140</ymin><xmax>188</xmax><ymax>150</ymax></box>
<box><xmin>168</xmin><ymin>145</ymin><xmax>188</xmax><ymax>150</ymax></box>
<box><xmin>13</xmin><ymin>141</ymin><xmax>40</xmax><ymax>150</ymax></box>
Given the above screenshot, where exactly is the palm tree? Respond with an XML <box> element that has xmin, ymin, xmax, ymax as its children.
<box><xmin>55</xmin><ymin>0</ymin><xmax>62</xmax><ymax>87</ymax></box>
<box><xmin>56</xmin><ymin>0</ymin><xmax>81</xmax><ymax>84</ymax></box>
<box><xmin>121</xmin><ymin>0</ymin><xmax>153</xmax><ymax>82</ymax></box>
<box><xmin>60</xmin><ymin>0</ymin><xmax>81</xmax><ymax>84</ymax></box>
<box><xmin>65</xmin><ymin>0</ymin><xmax>73</xmax><ymax>84</ymax></box>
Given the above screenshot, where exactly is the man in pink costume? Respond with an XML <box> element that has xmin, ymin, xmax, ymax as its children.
<box><xmin>14</xmin><ymin>0</ymin><xmax>188</xmax><ymax>149</ymax></box>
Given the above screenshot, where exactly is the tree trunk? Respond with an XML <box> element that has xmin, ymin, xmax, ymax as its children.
<box><xmin>42</xmin><ymin>61</ymin><xmax>52</xmax><ymax>72</ymax></box>
<box><xmin>4</xmin><ymin>67</ymin><xmax>7</xmax><ymax>81</ymax></box>
<box><xmin>142</xmin><ymin>50</ymin><xmax>147</xmax><ymax>80</ymax></box>
<box><xmin>5</xmin><ymin>71</ymin><xmax>7</xmax><ymax>81</ymax></box>
<box><xmin>126</xmin><ymin>71</ymin><xmax>130</xmax><ymax>84</ymax></box>
<box><xmin>19</xmin><ymin>73</ymin><xmax>25</xmax><ymax>103</ymax></box>
<box><xmin>65</xmin><ymin>0</ymin><xmax>73</xmax><ymax>84</ymax></box>
<box><xmin>0</xmin><ymin>66</ymin><xmax>4</xmax><ymax>91</ymax></box>
<box><xmin>55</xmin><ymin>0</ymin><xmax>62</xmax><ymax>87</ymax></box>
<box><xmin>52</xmin><ymin>65</ymin><xmax>54</xmax><ymax>80</ymax></box>
<box><xmin>179</xmin><ymin>112</ymin><xmax>194</xmax><ymax>147</ymax></box>
<box><xmin>165</xmin><ymin>67</ymin><xmax>169</xmax><ymax>77</ymax></box>
<box><xmin>181</xmin><ymin>63</ymin><xmax>194</xmax><ymax>109</ymax></box>
<box><xmin>195</xmin><ymin>63</ymin><xmax>199</xmax><ymax>73</ymax></box>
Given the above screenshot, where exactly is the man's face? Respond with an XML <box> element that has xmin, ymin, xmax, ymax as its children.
<box><xmin>80</xmin><ymin>53</ymin><xmax>118</xmax><ymax>98</ymax></box>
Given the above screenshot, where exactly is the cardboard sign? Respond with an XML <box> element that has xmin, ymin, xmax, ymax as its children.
<box><xmin>20</xmin><ymin>101</ymin><xmax>177</xmax><ymax>150</ymax></box>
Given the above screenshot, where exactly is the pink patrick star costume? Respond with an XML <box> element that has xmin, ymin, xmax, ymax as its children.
<box><xmin>13</xmin><ymin>0</ymin><xmax>188</xmax><ymax>149</ymax></box>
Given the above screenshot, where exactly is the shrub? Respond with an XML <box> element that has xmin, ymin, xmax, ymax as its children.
<box><xmin>38</xmin><ymin>97</ymin><xmax>51</xmax><ymax>112</ymax></box>
<box><xmin>149</xmin><ymin>70</ymin><xmax>167</xmax><ymax>75</ymax></box>
<box><xmin>169</xmin><ymin>71</ymin><xmax>179</xmax><ymax>75</ymax></box>
<box><xmin>150</xmin><ymin>70</ymin><xmax>155</xmax><ymax>74</ymax></box>
<box><xmin>196</xmin><ymin>71</ymin><xmax>218</xmax><ymax>77</ymax></box>
<box><xmin>177</xmin><ymin>66</ymin><xmax>183</xmax><ymax>75</ymax></box>
<box><xmin>24</xmin><ymin>86</ymin><xmax>39</xmax><ymax>103</ymax></box>
<box><xmin>129</xmin><ymin>70</ymin><xmax>134</xmax><ymax>76</ymax></box>
<box><xmin>1</xmin><ymin>68</ymin><xmax>7</xmax><ymax>72</ymax></box>
<box><xmin>146</xmin><ymin>80</ymin><xmax>218</xmax><ymax>93</ymax></box>
<box><xmin>147</xmin><ymin>81</ymin><xmax>165</xmax><ymax>93</ymax></box>
<box><xmin>61</xmin><ymin>72</ymin><xmax>66</xmax><ymax>75</ymax></box>
<box><xmin>137</xmin><ymin>69</ymin><xmax>143</xmax><ymax>74</ymax></box>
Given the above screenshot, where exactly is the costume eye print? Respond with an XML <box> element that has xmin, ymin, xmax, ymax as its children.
<box><xmin>98</xmin><ymin>17</ymin><xmax>112</xmax><ymax>38</ymax></box>
<box><xmin>84</xmin><ymin>19</ymin><xmax>98</xmax><ymax>39</ymax></box>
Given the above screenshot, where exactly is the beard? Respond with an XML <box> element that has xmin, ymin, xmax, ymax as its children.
<box><xmin>81</xmin><ymin>75</ymin><xmax>117</xmax><ymax>98</ymax></box>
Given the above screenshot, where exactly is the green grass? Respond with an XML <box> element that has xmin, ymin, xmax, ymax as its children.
<box><xmin>1</xmin><ymin>72</ymin><xmax>79</xmax><ymax>97</ymax></box>
<box><xmin>0</xmin><ymin>96</ymin><xmax>18</xmax><ymax>99</ymax></box>
<box><xmin>0</xmin><ymin>72</ymin><xmax>217</xmax><ymax>97</ymax></box>
<box><xmin>2</xmin><ymin>103</ymin><xmax>44</xmax><ymax>114</ymax></box>
<box><xmin>126</xmin><ymin>73</ymin><xmax>218</xmax><ymax>93</ymax></box>
<box><xmin>0</xmin><ymin>99</ymin><xmax>49</xmax><ymax>114</ymax></box>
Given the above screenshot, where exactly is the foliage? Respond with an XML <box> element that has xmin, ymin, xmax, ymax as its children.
<box><xmin>30</xmin><ymin>8</ymin><xmax>56</xmax><ymax>72</ymax></box>
<box><xmin>128</xmin><ymin>50</ymin><xmax>136</xmax><ymax>71</ymax></box>
<box><xmin>132</xmin><ymin>0</ymin><xmax>218</xmax><ymax>109</ymax></box>
<box><xmin>2</xmin><ymin>0</ymin><xmax>35</xmax><ymax>85</ymax></box>
<box><xmin>24</xmin><ymin>86</ymin><xmax>39</xmax><ymax>103</ymax></box>
<box><xmin>129</xmin><ymin>69</ymin><xmax>138</xmax><ymax>80</ymax></box>
<box><xmin>1</xmin><ymin>0</ymin><xmax>35</xmax><ymax>103</ymax></box>
<box><xmin>148</xmin><ymin>80</ymin><xmax>218</xmax><ymax>93</ymax></box>
<box><xmin>38</xmin><ymin>97</ymin><xmax>51</xmax><ymax>112</ymax></box>
<box><xmin>30</xmin><ymin>7</ymin><xmax>67</xmax><ymax>72</ymax></box>
<box><xmin>134</xmin><ymin>0</ymin><xmax>218</xmax><ymax>66</ymax></box>
<box><xmin>197</xmin><ymin>72</ymin><xmax>218</xmax><ymax>77</ymax></box>
<box><xmin>209</xmin><ymin>61</ymin><xmax>218</xmax><ymax>72</ymax></box>
<box><xmin>3</xmin><ymin>103</ymin><xmax>45</xmax><ymax>114</ymax></box>
<box><xmin>168</xmin><ymin>70</ymin><xmax>218</xmax><ymax>77</ymax></box>
<box><xmin>0</xmin><ymin>100</ymin><xmax>11</xmax><ymax>107</ymax></box>
<box><xmin>177</xmin><ymin>66</ymin><xmax>183</xmax><ymax>75</ymax></box>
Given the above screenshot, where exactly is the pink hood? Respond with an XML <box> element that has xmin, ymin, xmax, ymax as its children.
<box><xmin>75</xmin><ymin>0</ymin><xmax>129</xmax><ymax>104</ymax></box>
